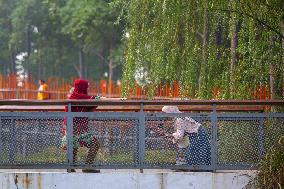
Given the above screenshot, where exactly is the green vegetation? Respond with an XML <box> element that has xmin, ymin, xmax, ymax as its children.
<box><xmin>114</xmin><ymin>0</ymin><xmax>284</xmax><ymax>99</ymax></box>
<box><xmin>218</xmin><ymin>120</ymin><xmax>260</xmax><ymax>164</ymax></box>
<box><xmin>0</xmin><ymin>147</ymin><xmax>176</xmax><ymax>165</ymax></box>
<box><xmin>246</xmin><ymin>137</ymin><xmax>284</xmax><ymax>189</ymax></box>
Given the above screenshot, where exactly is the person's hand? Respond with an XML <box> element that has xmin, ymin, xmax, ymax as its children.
<box><xmin>164</xmin><ymin>133</ymin><xmax>173</xmax><ymax>138</ymax></box>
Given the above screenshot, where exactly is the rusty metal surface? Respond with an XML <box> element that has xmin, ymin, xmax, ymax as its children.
<box><xmin>0</xmin><ymin>99</ymin><xmax>283</xmax><ymax>106</ymax></box>
<box><xmin>0</xmin><ymin>105</ymin><xmax>266</xmax><ymax>112</ymax></box>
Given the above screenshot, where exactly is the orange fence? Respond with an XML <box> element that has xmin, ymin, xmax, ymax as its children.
<box><xmin>0</xmin><ymin>74</ymin><xmax>271</xmax><ymax>100</ymax></box>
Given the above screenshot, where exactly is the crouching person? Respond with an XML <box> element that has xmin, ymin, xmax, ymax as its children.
<box><xmin>162</xmin><ymin>106</ymin><xmax>211</xmax><ymax>169</ymax></box>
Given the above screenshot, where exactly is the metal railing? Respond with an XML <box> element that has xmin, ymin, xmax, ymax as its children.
<box><xmin>0</xmin><ymin>100</ymin><xmax>283</xmax><ymax>171</ymax></box>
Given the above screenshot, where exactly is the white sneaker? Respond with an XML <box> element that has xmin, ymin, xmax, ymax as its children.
<box><xmin>175</xmin><ymin>160</ymin><xmax>187</xmax><ymax>165</ymax></box>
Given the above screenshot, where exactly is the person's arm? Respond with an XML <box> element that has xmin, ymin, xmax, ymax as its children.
<box><xmin>87</xmin><ymin>96</ymin><xmax>100</xmax><ymax>111</ymax></box>
<box><xmin>38</xmin><ymin>85</ymin><xmax>43</xmax><ymax>92</ymax></box>
<box><xmin>87</xmin><ymin>96</ymin><xmax>127</xmax><ymax>111</ymax></box>
<box><xmin>172</xmin><ymin>129</ymin><xmax>185</xmax><ymax>142</ymax></box>
<box><xmin>99</xmin><ymin>97</ymin><xmax>127</xmax><ymax>100</ymax></box>
<box><xmin>155</xmin><ymin>123</ymin><xmax>166</xmax><ymax>136</ymax></box>
<box><xmin>172</xmin><ymin>119</ymin><xmax>185</xmax><ymax>143</ymax></box>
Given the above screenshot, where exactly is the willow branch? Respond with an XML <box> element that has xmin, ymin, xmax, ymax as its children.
<box><xmin>210</xmin><ymin>8</ymin><xmax>284</xmax><ymax>39</ymax></box>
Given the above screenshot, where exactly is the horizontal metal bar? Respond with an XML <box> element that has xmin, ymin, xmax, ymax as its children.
<box><xmin>0</xmin><ymin>105</ymin><xmax>267</xmax><ymax>112</ymax></box>
<box><xmin>0</xmin><ymin>164</ymin><xmax>69</xmax><ymax>169</ymax></box>
<box><xmin>0</xmin><ymin>112</ymin><xmax>141</xmax><ymax>119</ymax></box>
<box><xmin>68</xmin><ymin>112</ymin><xmax>141</xmax><ymax>118</ymax></box>
<box><xmin>0</xmin><ymin>162</ymin><xmax>254</xmax><ymax>170</ymax></box>
<box><xmin>146</xmin><ymin>113</ymin><xmax>211</xmax><ymax>118</ymax></box>
<box><xmin>216</xmin><ymin>165</ymin><xmax>257</xmax><ymax>170</ymax></box>
<box><xmin>0</xmin><ymin>112</ymin><xmax>65</xmax><ymax>117</ymax></box>
<box><xmin>217</xmin><ymin>117</ymin><xmax>264</xmax><ymax>121</ymax></box>
<box><xmin>216</xmin><ymin>113</ymin><xmax>284</xmax><ymax>118</ymax></box>
<box><xmin>0</xmin><ymin>164</ymin><xmax>141</xmax><ymax>169</ymax></box>
<box><xmin>1</xmin><ymin>112</ymin><xmax>283</xmax><ymax>119</ymax></box>
<box><xmin>0</xmin><ymin>164</ymin><xmax>257</xmax><ymax>170</ymax></box>
<box><xmin>140</xmin><ymin>165</ymin><xmax>214</xmax><ymax>170</ymax></box>
<box><xmin>1</xmin><ymin>114</ymin><xmax>283</xmax><ymax>121</ymax></box>
<box><xmin>0</xmin><ymin>100</ymin><xmax>283</xmax><ymax>106</ymax></box>
<box><xmin>0</xmin><ymin>164</ymin><xmax>215</xmax><ymax>170</ymax></box>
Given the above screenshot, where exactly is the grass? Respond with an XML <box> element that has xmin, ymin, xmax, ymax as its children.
<box><xmin>0</xmin><ymin>147</ymin><xmax>176</xmax><ymax>165</ymax></box>
<box><xmin>245</xmin><ymin>136</ymin><xmax>284</xmax><ymax>189</ymax></box>
<box><xmin>217</xmin><ymin>120</ymin><xmax>260</xmax><ymax>164</ymax></box>
<box><xmin>1</xmin><ymin>118</ymin><xmax>283</xmax><ymax>169</ymax></box>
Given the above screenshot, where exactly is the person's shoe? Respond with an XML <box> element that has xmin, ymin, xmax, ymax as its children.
<box><xmin>82</xmin><ymin>169</ymin><xmax>100</xmax><ymax>173</ymax></box>
<box><xmin>175</xmin><ymin>161</ymin><xmax>187</xmax><ymax>165</ymax></box>
<box><xmin>67</xmin><ymin>169</ymin><xmax>76</xmax><ymax>173</ymax></box>
<box><xmin>173</xmin><ymin>169</ymin><xmax>189</xmax><ymax>172</ymax></box>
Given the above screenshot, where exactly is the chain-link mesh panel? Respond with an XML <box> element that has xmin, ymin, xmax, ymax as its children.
<box><xmin>0</xmin><ymin>117</ymin><xmax>66</xmax><ymax>165</ymax></box>
<box><xmin>145</xmin><ymin>116</ymin><xmax>211</xmax><ymax>167</ymax></box>
<box><xmin>72</xmin><ymin>118</ymin><xmax>138</xmax><ymax>167</ymax></box>
<box><xmin>217</xmin><ymin>118</ymin><xmax>260</xmax><ymax>166</ymax></box>
<box><xmin>264</xmin><ymin>117</ymin><xmax>284</xmax><ymax>152</ymax></box>
<box><xmin>1</xmin><ymin>112</ymin><xmax>283</xmax><ymax>170</ymax></box>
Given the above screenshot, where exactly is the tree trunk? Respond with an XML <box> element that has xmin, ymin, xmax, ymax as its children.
<box><xmin>108</xmin><ymin>43</ymin><xmax>113</xmax><ymax>96</ymax></box>
<box><xmin>10</xmin><ymin>50</ymin><xmax>16</xmax><ymax>75</ymax></box>
<box><xmin>177</xmin><ymin>21</ymin><xmax>184</xmax><ymax>82</ymax></box>
<box><xmin>198</xmin><ymin>5</ymin><xmax>209</xmax><ymax>98</ymax></box>
<box><xmin>8</xmin><ymin>22</ymin><xmax>16</xmax><ymax>75</ymax></box>
<box><xmin>26</xmin><ymin>25</ymin><xmax>31</xmax><ymax>80</ymax></box>
<box><xmin>269</xmin><ymin>34</ymin><xmax>277</xmax><ymax>100</ymax></box>
<box><xmin>37</xmin><ymin>50</ymin><xmax>41</xmax><ymax>81</ymax></box>
<box><xmin>269</xmin><ymin>62</ymin><xmax>275</xmax><ymax>99</ymax></box>
<box><xmin>108</xmin><ymin>59</ymin><xmax>113</xmax><ymax>96</ymax></box>
<box><xmin>79</xmin><ymin>48</ymin><xmax>85</xmax><ymax>79</ymax></box>
<box><xmin>84</xmin><ymin>62</ymin><xmax>88</xmax><ymax>80</ymax></box>
<box><xmin>216</xmin><ymin>25</ymin><xmax>222</xmax><ymax>60</ymax></box>
<box><xmin>229</xmin><ymin>4</ymin><xmax>238</xmax><ymax>98</ymax></box>
<box><xmin>281</xmin><ymin>17</ymin><xmax>284</xmax><ymax>99</ymax></box>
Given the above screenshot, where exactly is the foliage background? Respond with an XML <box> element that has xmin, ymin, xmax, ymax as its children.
<box><xmin>113</xmin><ymin>0</ymin><xmax>284</xmax><ymax>99</ymax></box>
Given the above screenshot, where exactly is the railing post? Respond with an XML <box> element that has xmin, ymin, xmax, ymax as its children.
<box><xmin>211</xmin><ymin>103</ymin><xmax>218</xmax><ymax>172</ymax></box>
<box><xmin>258</xmin><ymin>117</ymin><xmax>265</xmax><ymax>160</ymax></box>
<box><xmin>0</xmin><ymin>117</ymin><xmax>2</xmax><ymax>162</ymax></box>
<box><xmin>67</xmin><ymin>103</ymin><xmax>74</xmax><ymax>173</ymax></box>
<box><xmin>138</xmin><ymin>103</ymin><xmax>145</xmax><ymax>173</ymax></box>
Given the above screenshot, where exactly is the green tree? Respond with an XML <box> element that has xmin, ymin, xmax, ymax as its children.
<box><xmin>117</xmin><ymin>0</ymin><xmax>283</xmax><ymax>99</ymax></box>
<box><xmin>0</xmin><ymin>0</ymin><xmax>125</xmax><ymax>83</ymax></box>
<box><xmin>0</xmin><ymin>0</ymin><xmax>19</xmax><ymax>75</ymax></box>
<box><xmin>59</xmin><ymin>0</ymin><xmax>124</xmax><ymax>81</ymax></box>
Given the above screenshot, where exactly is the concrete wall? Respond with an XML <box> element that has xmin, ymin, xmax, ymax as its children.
<box><xmin>0</xmin><ymin>171</ymin><xmax>256</xmax><ymax>189</ymax></box>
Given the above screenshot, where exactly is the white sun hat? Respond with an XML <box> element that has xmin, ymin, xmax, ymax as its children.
<box><xmin>162</xmin><ymin>106</ymin><xmax>182</xmax><ymax>113</ymax></box>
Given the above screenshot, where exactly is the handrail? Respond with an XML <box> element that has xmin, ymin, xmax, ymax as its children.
<box><xmin>0</xmin><ymin>105</ymin><xmax>266</xmax><ymax>112</ymax></box>
<box><xmin>0</xmin><ymin>99</ymin><xmax>283</xmax><ymax>106</ymax></box>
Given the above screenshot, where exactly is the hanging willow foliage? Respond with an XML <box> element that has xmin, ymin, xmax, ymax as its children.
<box><xmin>113</xmin><ymin>0</ymin><xmax>284</xmax><ymax>99</ymax></box>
